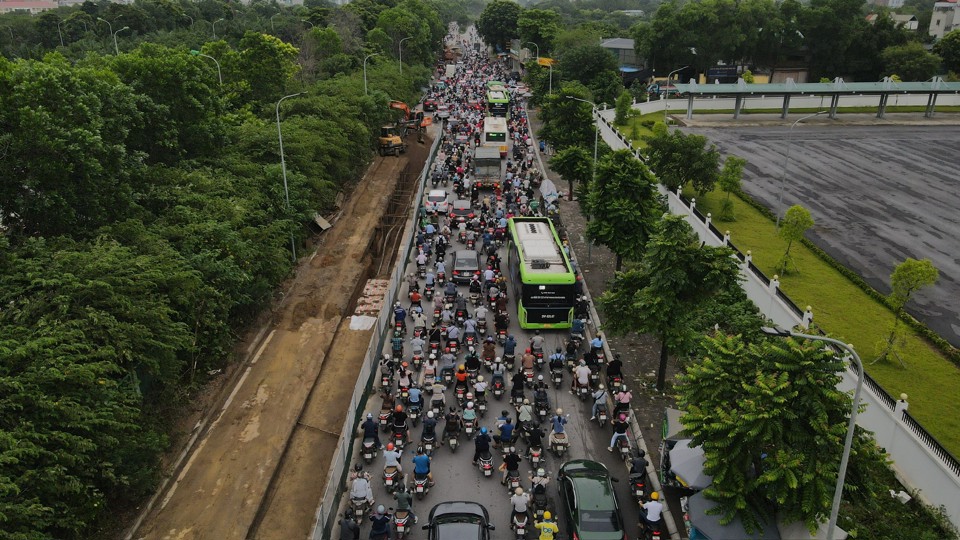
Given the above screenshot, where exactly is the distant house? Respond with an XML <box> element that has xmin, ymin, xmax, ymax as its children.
<box><xmin>930</xmin><ymin>0</ymin><xmax>960</xmax><ymax>39</ymax></box>
<box><xmin>866</xmin><ymin>13</ymin><xmax>919</xmax><ymax>30</ymax></box>
<box><xmin>600</xmin><ymin>37</ymin><xmax>639</xmax><ymax>68</ymax></box>
<box><xmin>0</xmin><ymin>0</ymin><xmax>57</xmax><ymax>14</ymax></box>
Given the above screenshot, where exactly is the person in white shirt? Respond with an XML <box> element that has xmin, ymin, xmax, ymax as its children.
<box><xmin>642</xmin><ymin>492</ymin><xmax>664</xmax><ymax>528</ymax></box>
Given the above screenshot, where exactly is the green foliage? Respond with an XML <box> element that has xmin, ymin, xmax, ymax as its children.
<box><xmin>881</xmin><ymin>41</ymin><xmax>942</xmax><ymax>81</ymax></box>
<box><xmin>237</xmin><ymin>31</ymin><xmax>300</xmax><ymax>104</ymax></box>
<box><xmin>741</xmin><ymin>69</ymin><xmax>754</xmax><ymax>83</ymax></box>
<box><xmin>557</xmin><ymin>43</ymin><xmax>619</xmax><ymax>97</ymax></box>
<box><xmin>777</xmin><ymin>205</ymin><xmax>814</xmax><ymax>275</ymax></box>
<box><xmin>614</xmin><ymin>90</ymin><xmax>632</xmax><ymax>125</ymax></box>
<box><xmin>477</xmin><ymin>0</ymin><xmax>520</xmax><ymax>50</ymax></box>
<box><xmin>644</xmin><ymin>127</ymin><xmax>720</xmax><ymax>195</ymax></box>
<box><xmin>584</xmin><ymin>149</ymin><xmax>664</xmax><ymax>270</ymax></box>
<box><xmin>549</xmin><ymin>145</ymin><xmax>592</xmax><ymax>203</ymax></box>
<box><xmin>677</xmin><ymin>334</ymin><xmax>850</xmax><ymax>533</ymax></box>
<box><xmin>717</xmin><ymin>155</ymin><xmax>746</xmax><ymax>220</ymax></box>
<box><xmin>598</xmin><ymin>215</ymin><xmax>741</xmax><ymax>390</ymax></box>
<box><xmin>876</xmin><ymin>258</ymin><xmax>939</xmax><ymax>363</ymax></box>
<box><xmin>517</xmin><ymin>9</ymin><xmax>562</xmax><ymax>55</ymax></box>
<box><xmin>934</xmin><ymin>29</ymin><xmax>960</xmax><ymax>74</ymax></box>
<box><xmin>537</xmin><ymin>82</ymin><xmax>597</xmax><ymax>150</ymax></box>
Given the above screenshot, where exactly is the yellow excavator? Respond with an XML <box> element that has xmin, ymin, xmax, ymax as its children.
<box><xmin>378</xmin><ymin>100</ymin><xmax>432</xmax><ymax>157</ymax></box>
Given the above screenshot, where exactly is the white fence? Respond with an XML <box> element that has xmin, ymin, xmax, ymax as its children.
<box><xmin>592</xmin><ymin>111</ymin><xmax>960</xmax><ymax>528</ymax></box>
<box><xmin>310</xmin><ymin>134</ymin><xmax>441</xmax><ymax>539</ymax></box>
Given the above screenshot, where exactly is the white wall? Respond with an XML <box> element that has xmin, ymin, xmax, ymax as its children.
<box><xmin>592</xmin><ymin>111</ymin><xmax>960</xmax><ymax>529</ymax></box>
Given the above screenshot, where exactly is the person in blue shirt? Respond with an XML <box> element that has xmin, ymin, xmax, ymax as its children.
<box><xmin>571</xmin><ymin>318</ymin><xmax>585</xmax><ymax>338</ymax></box>
<box><xmin>407</xmin><ymin>383</ymin><xmax>423</xmax><ymax>409</ymax></box>
<box><xmin>591</xmin><ymin>333</ymin><xmax>604</xmax><ymax>355</ymax></box>
<box><xmin>359</xmin><ymin>412</ymin><xmax>381</xmax><ymax>449</ymax></box>
<box><xmin>503</xmin><ymin>335</ymin><xmax>517</xmax><ymax>357</ymax></box>
<box><xmin>424</xmin><ymin>222</ymin><xmax>436</xmax><ymax>237</ymax></box>
<box><xmin>411</xmin><ymin>445</ymin><xmax>433</xmax><ymax>485</ymax></box>
<box><xmin>424</xmin><ymin>271</ymin><xmax>435</xmax><ymax>288</ymax></box>
<box><xmin>548</xmin><ymin>409</ymin><xmax>568</xmax><ymax>448</ymax></box>
<box><xmin>495</xmin><ymin>417</ymin><xmax>515</xmax><ymax>448</ymax></box>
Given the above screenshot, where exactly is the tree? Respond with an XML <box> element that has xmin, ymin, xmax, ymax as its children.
<box><xmin>644</xmin><ymin>128</ymin><xmax>720</xmax><ymax>194</ymax></box>
<box><xmin>717</xmin><ymin>155</ymin><xmax>747</xmax><ymax>220</ymax></box>
<box><xmin>585</xmin><ymin>150</ymin><xmax>664</xmax><ymax>270</ymax></box>
<box><xmin>476</xmin><ymin>0</ymin><xmax>520</xmax><ymax>51</ymax></box>
<box><xmin>881</xmin><ymin>41</ymin><xmax>942</xmax><ymax>81</ymax></box>
<box><xmin>875</xmin><ymin>258</ymin><xmax>938</xmax><ymax>364</ymax></box>
<box><xmin>549</xmin><ymin>145</ymin><xmax>591</xmax><ymax>202</ymax></box>
<box><xmin>614</xmin><ymin>90</ymin><xmax>632</xmax><ymax>125</ymax></box>
<box><xmin>236</xmin><ymin>31</ymin><xmax>300</xmax><ymax>103</ymax></box>
<box><xmin>537</xmin><ymin>82</ymin><xmax>596</xmax><ymax>151</ymax></box>
<box><xmin>934</xmin><ymin>29</ymin><xmax>960</xmax><ymax>74</ymax></box>
<box><xmin>677</xmin><ymin>333</ymin><xmax>851</xmax><ymax>533</ymax></box>
<box><xmin>598</xmin><ymin>215</ymin><xmax>741</xmax><ymax>390</ymax></box>
<box><xmin>557</xmin><ymin>44</ymin><xmax>618</xmax><ymax>90</ymax></box>
<box><xmin>776</xmin><ymin>204</ymin><xmax>813</xmax><ymax>275</ymax></box>
<box><xmin>517</xmin><ymin>8</ymin><xmax>562</xmax><ymax>54</ymax></box>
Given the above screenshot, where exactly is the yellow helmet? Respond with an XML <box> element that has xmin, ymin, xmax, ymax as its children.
<box><xmin>650</xmin><ymin>491</ymin><xmax>660</xmax><ymax>500</ymax></box>
<box><xmin>543</xmin><ymin>511</ymin><xmax>552</xmax><ymax>520</ymax></box>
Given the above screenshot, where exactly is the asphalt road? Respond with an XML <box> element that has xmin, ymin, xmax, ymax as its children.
<box><xmin>342</xmin><ymin>148</ymin><xmax>644</xmax><ymax>539</ymax></box>
<box><xmin>687</xmin><ymin>124</ymin><xmax>960</xmax><ymax>348</ymax></box>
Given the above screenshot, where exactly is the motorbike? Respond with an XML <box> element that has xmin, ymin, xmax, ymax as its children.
<box><xmin>500</xmin><ymin>437</ymin><xmax>517</xmax><ymax>459</ymax></box>
<box><xmin>551</xmin><ymin>433</ymin><xmax>567</xmax><ymax>457</ymax></box>
<box><xmin>505</xmin><ymin>469</ymin><xmax>521</xmax><ymax>493</ymax></box>
<box><xmin>432</xmin><ymin>307</ymin><xmax>442</xmax><ymax>326</ymax></box>
<box><xmin>447</xmin><ymin>429</ymin><xmax>459</xmax><ymax>452</ymax></box>
<box><xmin>596</xmin><ymin>403</ymin><xmax>608</xmax><ymax>428</ymax></box>
<box><xmin>362</xmin><ymin>438</ymin><xmax>378</xmax><ymax>464</ymax></box>
<box><xmin>497</xmin><ymin>329</ymin><xmax>507</xmax><ymax>344</ymax></box>
<box><xmin>380</xmin><ymin>369</ymin><xmax>392</xmax><ymax>395</ymax></box>
<box><xmin>533</xmin><ymin>350</ymin><xmax>544</xmax><ymax>370</ymax></box>
<box><xmin>630</xmin><ymin>471</ymin><xmax>647</xmax><ymax>505</ymax></box>
<box><xmin>455</xmin><ymin>385</ymin><xmax>467</xmax><ymax>404</ymax></box>
<box><xmin>449</xmin><ymin>339</ymin><xmax>459</xmax><ymax>355</ymax></box>
<box><xmin>408</xmin><ymin>403</ymin><xmax>422</xmax><ymax>427</ymax></box>
<box><xmin>412</xmin><ymin>472</ymin><xmax>431</xmax><ymax>500</ymax></box>
<box><xmin>510</xmin><ymin>511</ymin><xmax>528</xmax><ymax>539</ymax></box>
<box><xmin>394</xmin><ymin>320</ymin><xmax>404</xmax><ymax>338</ymax></box>
<box><xmin>535</xmin><ymin>400</ymin><xmax>549</xmax><ymax>423</ymax></box>
<box><xmin>417</xmin><ymin>262</ymin><xmax>425</xmax><ymax>278</ymax></box>
<box><xmin>351</xmin><ymin>497</ymin><xmax>369</xmax><ymax>524</ymax></box>
<box><xmin>529</xmin><ymin>445</ymin><xmax>544</xmax><ymax>468</ymax></box>
<box><xmin>640</xmin><ymin>512</ymin><xmax>664</xmax><ymax>540</ymax></box>
<box><xmin>383</xmin><ymin>466</ymin><xmax>400</xmax><ymax>493</ymax></box>
<box><xmin>469</xmin><ymin>292</ymin><xmax>480</xmax><ymax>305</ymax></box>
<box><xmin>466</xmin><ymin>237</ymin><xmax>475</xmax><ymax>250</ymax></box>
<box><xmin>504</xmin><ymin>354</ymin><xmax>515</xmax><ymax>371</ymax></box>
<box><xmin>577</xmin><ymin>383</ymin><xmax>590</xmax><ymax>402</ymax></box>
<box><xmin>617</xmin><ymin>436</ymin><xmax>632</xmax><ymax>461</ymax></box>
<box><xmin>394</xmin><ymin>509</ymin><xmax>413</xmax><ymax>539</ymax></box>
<box><xmin>476</xmin><ymin>395</ymin><xmax>488</xmax><ymax>417</ymax></box>
<box><xmin>463</xmin><ymin>418</ymin><xmax>476</xmax><ymax>437</ymax></box>
<box><xmin>437</xmin><ymin>272</ymin><xmax>446</xmax><ymax>287</ymax></box>
<box><xmin>511</xmin><ymin>389</ymin><xmax>524</xmax><ymax>408</ymax></box>
<box><xmin>478</xmin><ymin>450</ymin><xmax>494</xmax><ymax>477</ymax></box>
<box><xmin>411</xmin><ymin>354</ymin><xmax>423</xmax><ymax>371</ymax></box>
<box><xmin>421</xmin><ymin>432</ymin><xmax>437</xmax><ymax>456</ymax></box>
<box><xmin>551</xmin><ymin>367</ymin><xmax>563</xmax><ymax>389</ymax></box>
<box><xmin>523</xmin><ymin>369</ymin><xmax>534</xmax><ymax>387</ymax></box>
<box><xmin>589</xmin><ymin>366</ymin><xmax>601</xmax><ymax>388</ymax></box>
<box><xmin>477</xmin><ymin>318</ymin><xmax>487</xmax><ymax>335</ymax></box>
<box><xmin>424</xmin><ymin>285</ymin><xmax>434</xmax><ymax>302</ymax></box>
<box><xmin>531</xmin><ymin>490</ymin><xmax>549</xmax><ymax>521</ymax></box>
<box><xmin>430</xmin><ymin>399</ymin><xmax>444</xmax><ymax>418</ymax></box>
<box><xmin>492</xmin><ymin>379</ymin><xmax>505</xmax><ymax>399</ymax></box>
<box><xmin>465</xmin><ymin>334</ymin><xmax>476</xmax><ymax>348</ymax></box>
<box><xmin>398</xmin><ymin>386</ymin><xmax>410</xmax><ymax>403</ymax></box>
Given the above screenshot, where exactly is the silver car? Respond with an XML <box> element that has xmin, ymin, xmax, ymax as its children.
<box><xmin>425</xmin><ymin>189</ymin><xmax>450</xmax><ymax>214</ymax></box>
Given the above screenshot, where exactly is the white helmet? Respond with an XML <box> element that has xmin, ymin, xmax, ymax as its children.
<box><xmin>383</xmin><ymin>354</ymin><xmax>391</xmax><ymax>360</ymax></box>
<box><xmin>537</xmin><ymin>468</ymin><xmax>546</xmax><ymax>477</ymax></box>
<box><xmin>427</xmin><ymin>411</ymin><xmax>435</xmax><ymax>418</ymax></box>
<box><xmin>598</xmin><ymin>384</ymin><xmax>605</xmax><ymax>390</ymax></box>
<box><xmin>477</xmin><ymin>375</ymin><xmax>484</xmax><ymax>382</ymax></box>
<box><xmin>495</xmin><ymin>357</ymin><xmax>501</xmax><ymax>362</ymax></box>
<box><xmin>467</xmin><ymin>401</ymin><xmax>474</xmax><ymax>409</ymax></box>
<box><xmin>556</xmin><ymin>408</ymin><xmax>563</xmax><ymax>415</ymax></box>
<box><xmin>537</xmin><ymin>375</ymin><xmax>544</xmax><ymax>381</ymax></box>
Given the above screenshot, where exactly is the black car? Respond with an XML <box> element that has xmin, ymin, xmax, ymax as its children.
<box><xmin>449</xmin><ymin>199</ymin><xmax>475</xmax><ymax>224</ymax></box>
<box><xmin>558</xmin><ymin>460</ymin><xmax>626</xmax><ymax>540</ymax></box>
<box><xmin>452</xmin><ymin>249</ymin><xmax>481</xmax><ymax>284</ymax></box>
<box><xmin>423</xmin><ymin>501</ymin><xmax>495</xmax><ymax>540</ymax></box>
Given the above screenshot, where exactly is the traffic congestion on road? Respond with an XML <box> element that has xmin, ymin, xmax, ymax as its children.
<box><xmin>338</xmin><ymin>26</ymin><xmax>662</xmax><ymax>540</ymax></box>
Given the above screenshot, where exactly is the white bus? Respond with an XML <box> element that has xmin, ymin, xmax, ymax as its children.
<box><xmin>482</xmin><ymin>116</ymin><xmax>508</xmax><ymax>158</ymax></box>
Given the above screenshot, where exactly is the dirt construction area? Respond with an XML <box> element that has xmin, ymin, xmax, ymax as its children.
<box><xmin>128</xmin><ymin>135</ymin><xmax>433</xmax><ymax>540</ymax></box>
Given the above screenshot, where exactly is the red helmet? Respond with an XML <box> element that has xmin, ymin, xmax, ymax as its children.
<box><xmin>525</xmin><ymin>348</ymin><xmax>531</xmax><ymax>354</ymax></box>
<box><xmin>386</xmin><ymin>443</ymin><xmax>395</xmax><ymax>451</ymax></box>
<box><xmin>395</xmin><ymin>404</ymin><xmax>403</xmax><ymax>413</ymax></box>
<box><xmin>401</xmin><ymin>361</ymin><xmax>409</xmax><ymax>368</ymax></box>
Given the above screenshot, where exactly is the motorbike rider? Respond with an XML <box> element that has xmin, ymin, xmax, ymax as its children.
<box><xmin>410</xmin><ymin>334</ymin><xmax>426</xmax><ymax>358</ymax></box>
<box><xmin>407</xmin><ymin>382</ymin><xmax>423</xmax><ymax>409</ymax></box>
<box><xmin>510</xmin><ymin>369</ymin><xmax>526</xmax><ymax>400</ymax></box>
<box><xmin>369</xmin><ymin>505</ymin><xmax>392</xmax><ymax>540</ymax></box>
<box><xmin>424</xmin><ymin>270</ymin><xmax>435</xmax><ymax>289</ymax></box>
<box><xmin>529</xmin><ymin>330</ymin><xmax>545</xmax><ymax>353</ymax></box>
<box><xmin>436</xmin><ymin>260</ymin><xmax>447</xmax><ymax>278</ymax></box>
<box><xmin>348</xmin><ymin>463</ymin><xmax>374</xmax><ymax>506</ymax></box>
<box><xmin>391</xmin><ymin>405</ymin><xmax>410</xmax><ymax>445</ymax></box>
<box><xmin>503</xmin><ymin>334</ymin><xmax>517</xmax><ymax>359</ymax></box>
<box><xmin>464</xmin><ymin>315</ymin><xmax>478</xmax><ymax>340</ymax></box>
<box><xmin>642</xmin><ymin>492</ymin><xmax>664</xmax><ymax>531</ymax></box>
<box><xmin>443</xmin><ymin>280</ymin><xmax>457</xmax><ymax>299</ymax></box>
<box><xmin>590</xmin><ymin>384</ymin><xmax>608</xmax><ymax>421</ymax></box>
<box><xmin>469</xmin><ymin>276</ymin><xmax>482</xmax><ymax>296</ymax></box>
<box><xmin>631</xmin><ymin>450</ymin><xmax>649</xmax><ymax>474</ymax></box>
<box><xmin>472</xmin><ymin>426</ymin><xmax>492</xmax><ymax>465</ymax></box>
<box><xmin>548</xmin><ymin>409</ymin><xmax>568</xmax><ymax>448</ymax></box>
<box><xmin>517</xmin><ymin>398</ymin><xmax>534</xmax><ymax>430</ymax></box>
<box><xmin>570</xmin><ymin>317</ymin><xmax>585</xmax><ymax>339</ymax></box>
<box><xmin>491</xmin><ymin>357</ymin><xmax>507</xmax><ymax>387</ymax></box>
<box><xmin>429</xmin><ymin>383</ymin><xmax>446</xmax><ymax>411</ymax></box>
<box><xmin>409</xmin><ymin>288</ymin><xmax>422</xmax><ymax>310</ymax></box>
<box><xmin>609</xmin><ymin>414</ymin><xmax>630</xmax><ymax>452</ymax></box>
<box><xmin>411</xmin><ymin>312</ymin><xmax>428</xmax><ymax>335</ymax></box>
<box><xmin>509</xmin><ymin>486</ymin><xmax>531</xmax><ymax>522</ymax></box>
<box><xmin>548</xmin><ymin>348</ymin><xmax>564</xmax><ymax>371</ymax></box>
<box><xmin>446</xmin><ymin>323</ymin><xmax>461</xmax><ymax>346</ymax></box>
<box><xmin>494</xmin><ymin>417</ymin><xmax>515</xmax><ymax>449</ymax></box>
<box><xmin>422</xmin><ymin>410</ymin><xmax>438</xmax><ymax>440</ymax></box>
<box><xmin>607</xmin><ymin>352</ymin><xmax>624</xmax><ymax>380</ymax></box>
<box><xmin>394</xmin><ymin>302</ymin><xmax>408</xmax><ymax>332</ymax></box>
<box><xmin>380</xmin><ymin>354</ymin><xmax>397</xmax><ymax>378</ymax></box>
<box><xmin>359</xmin><ymin>412</ymin><xmax>381</xmax><ymax>449</ymax></box>
<box><xmin>339</xmin><ymin>513</ymin><xmax>360</xmax><ymax>540</ymax></box>
<box><xmin>530</xmin><ymin>467</ymin><xmax>550</xmax><ymax>496</ymax></box>
<box><xmin>463</xmin><ymin>400</ymin><xmax>479</xmax><ymax>424</ymax></box>
<box><xmin>534</xmin><ymin>511</ymin><xmax>560</xmax><ymax>540</ymax></box>
<box><xmin>411</xmin><ymin>445</ymin><xmax>434</xmax><ymax>486</ymax></box>
<box><xmin>454</xmin><ymin>292</ymin><xmax>468</xmax><ymax>313</ymax></box>
<box><xmin>590</xmin><ymin>332</ymin><xmax>604</xmax><ymax>355</ymax></box>
<box><xmin>441</xmin><ymin>406</ymin><xmax>462</xmax><ymax>443</ymax></box>
<box><xmin>494</xmin><ymin>311</ymin><xmax>509</xmax><ymax>332</ymax></box>
<box><xmin>524</xmin><ymin>423</ymin><xmax>545</xmax><ymax>454</ymax></box>
<box><xmin>439</xmin><ymin>348</ymin><xmax>456</xmax><ymax>381</ymax></box>
<box><xmin>464</xmin><ymin>348</ymin><xmax>482</xmax><ymax>374</ymax></box>
<box><xmin>397</xmin><ymin>362</ymin><xmax>413</xmax><ymax>389</ymax></box>
<box><xmin>614</xmin><ymin>384</ymin><xmax>633</xmax><ymax>417</ymax></box>
<box><xmin>521</xmin><ymin>348</ymin><xmax>536</xmax><ymax>373</ymax></box>
<box><xmin>393</xmin><ymin>483</ymin><xmax>418</xmax><ymax>525</ymax></box>
<box><xmin>473</xmin><ymin>375</ymin><xmax>488</xmax><ymax>400</ymax></box>
<box><xmin>382</xmin><ymin>442</ymin><xmax>403</xmax><ymax>476</ymax></box>
<box><xmin>454</xmin><ymin>365</ymin><xmax>470</xmax><ymax>393</ymax></box>
<box><xmin>572</xmin><ymin>360</ymin><xmax>591</xmax><ymax>393</ymax></box>
<box><xmin>474</xmin><ymin>304</ymin><xmax>489</xmax><ymax>325</ymax></box>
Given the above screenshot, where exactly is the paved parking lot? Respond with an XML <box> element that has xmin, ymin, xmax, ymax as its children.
<box><xmin>687</xmin><ymin>124</ymin><xmax>960</xmax><ymax>348</ymax></box>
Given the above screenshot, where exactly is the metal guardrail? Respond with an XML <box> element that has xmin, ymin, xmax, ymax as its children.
<box><xmin>902</xmin><ymin>410</ymin><xmax>960</xmax><ymax>477</ymax></box>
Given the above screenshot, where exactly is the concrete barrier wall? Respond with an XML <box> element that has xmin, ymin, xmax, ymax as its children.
<box><xmin>591</xmin><ymin>111</ymin><xmax>960</xmax><ymax>528</ymax></box>
<box><xmin>311</xmin><ymin>134</ymin><xmax>441</xmax><ymax>539</ymax></box>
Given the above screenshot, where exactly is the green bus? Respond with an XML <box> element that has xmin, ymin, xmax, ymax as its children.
<box><xmin>486</xmin><ymin>82</ymin><xmax>510</xmax><ymax>117</ymax></box>
<box><xmin>506</xmin><ymin>217</ymin><xmax>576</xmax><ymax>329</ymax></box>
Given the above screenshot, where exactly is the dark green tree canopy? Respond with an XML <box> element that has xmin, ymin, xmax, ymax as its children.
<box><xmin>477</xmin><ymin>0</ymin><xmax>521</xmax><ymax>51</ymax></box>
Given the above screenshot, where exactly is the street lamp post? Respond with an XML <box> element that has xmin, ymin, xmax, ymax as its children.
<box><xmin>664</xmin><ymin>65</ymin><xmax>688</xmax><ymax>123</ymax></box>
<box><xmin>56</xmin><ymin>20</ymin><xmax>64</xmax><ymax>47</ymax></box>
<box><xmin>568</xmin><ymin>96</ymin><xmax>599</xmax><ymax>199</ymax></box>
<box><xmin>276</xmin><ymin>92</ymin><xmax>306</xmax><ymax>263</ymax></box>
<box><xmin>184</xmin><ymin>14</ymin><xmax>193</xmax><ymax>27</ymax></box>
<box><xmin>363</xmin><ymin>52</ymin><xmax>379</xmax><ymax>95</ymax></box>
<box><xmin>525</xmin><ymin>41</ymin><xmax>539</xmax><ymax>62</ymax></box>
<box><xmin>190</xmin><ymin>49</ymin><xmax>222</xmax><ymax>86</ymax></box>
<box><xmin>760</xmin><ymin>326</ymin><xmax>863</xmax><ymax>540</ymax></box>
<box><xmin>776</xmin><ymin>110</ymin><xmax>826</xmax><ymax>228</ymax></box>
<box><xmin>112</xmin><ymin>26</ymin><xmax>129</xmax><ymax>55</ymax></box>
<box><xmin>270</xmin><ymin>12</ymin><xmax>279</xmax><ymax>31</ymax></box>
<box><xmin>212</xmin><ymin>17</ymin><xmax>224</xmax><ymax>39</ymax></box>
<box><xmin>399</xmin><ymin>36</ymin><xmax>413</xmax><ymax>74</ymax></box>
<box><xmin>301</xmin><ymin>19</ymin><xmax>314</xmax><ymax>29</ymax></box>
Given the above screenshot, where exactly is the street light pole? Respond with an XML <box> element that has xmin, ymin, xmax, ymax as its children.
<box><xmin>276</xmin><ymin>92</ymin><xmax>305</xmax><ymax>263</ymax></box>
<box><xmin>270</xmin><ymin>12</ymin><xmax>279</xmax><ymax>31</ymax></box>
<box><xmin>112</xmin><ymin>26</ymin><xmax>129</xmax><ymax>55</ymax></box>
<box><xmin>212</xmin><ymin>17</ymin><xmax>224</xmax><ymax>39</ymax></box>
<box><xmin>363</xmin><ymin>52</ymin><xmax>379</xmax><ymax>95</ymax></box>
<box><xmin>301</xmin><ymin>19</ymin><xmax>314</xmax><ymax>29</ymax></box>
<box><xmin>760</xmin><ymin>326</ymin><xmax>863</xmax><ymax>540</ymax></box>
<box><xmin>525</xmin><ymin>41</ymin><xmax>539</xmax><ymax>62</ymax></box>
<box><xmin>664</xmin><ymin>65</ymin><xmax>688</xmax><ymax>123</ymax></box>
<box><xmin>96</xmin><ymin>17</ymin><xmax>112</xmax><ymax>45</ymax></box>
<box><xmin>399</xmin><ymin>36</ymin><xmax>413</xmax><ymax>74</ymax></box>
<box><xmin>568</xmin><ymin>96</ymin><xmax>599</xmax><ymax>198</ymax></box>
<box><xmin>549</xmin><ymin>63</ymin><xmax>553</xmax><ymax>95</ymax></box>
<box><xmin>184</xmin><ymin>14</ymin><xmax>193</xmax><ymax>27</ymax></box>
<box><xmin>191</xmin><ymin>49</ymin><xmax>222</xmax><ymax>86</ymax></box>
<box><xmin>56</xmin><ymin>20</ymin><xmax>64</xmax><ymax>47</ymax></box>
<box><xmin>776</xmin><ymin>110</ymin><xmax>826</xmax><ymax>228</ymax></box>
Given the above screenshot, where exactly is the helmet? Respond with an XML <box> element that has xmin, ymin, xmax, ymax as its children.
<box><xmin>481</xmin><ymin>427</ymin><xmax>488</xmax><ymax>434</ymax></box>
<box><xmin>535</xmin><ymin>330</ymin><xmax>540</xmax><ymax>335</ymax></box>
<box><xmin>537</xmin><ymin>375</ymin><xmax>544</xmax><ymax>381</ymax></box>
<box><xmin>411</xmin><ymin>381</ymin><xmax>418</xmax><ymax>388</ymax></box>
<box><xmin>458</xmin><ymin>365</ymin><xmax>465</xmax><ymax>371</ymax></box>
<box><xmin>427</xmin><ymin>411</ymin><xmax>435</xmax><ymax>418</ymax></box>
<box><xmin>622</xmin><ymin>384</ymin><xmax>628</xmax><ymax>392</ymax></box>
<box><xmin>467</xmin><ymin>401</ymin><xmax>474</xmax><ymax>409</ymax></box>
<box><xmin>543</xmin><ymin>511</ymin><xmax>552</xmax><ymax>520</ymax></box>
<box><xmin>523</xmin><ymin>398</ymin><xmax>529</xmax><ymax>405</ymax></box>
<box><xmin>386</xmin><ymin>443</ymin><xmax>395</xmax><ymax>451</ymax></box>
<box><xmin>556</xmin><ymin>408</ymin><xmax>563</xmax><ymax>415</ymax></box>
<box><xmin>508</xmin><ymin>335</ymin><xmax>514</xmax><ymax>340</ymax></box>
<box><xmin>466</xmin><ymin>392</ymin><xmax>474</xmax><ymax>400</ymax></box>
<box><xmin>395</xmin><ymin>405</ymin><xmax>403</xmax><ymax>412</ymax></box>
<box><xmin>355</xmin><ymin>463</ymin><xmax>363</xmax><ymax>472</ymax></box>
<box><xmin>395</xmin><ymin>302</ymin><xmax>400</xmax><ymax>308</ymax></box>
<box><xmin>429</xmin><ymin>353</ymin><xmax>437</xmax><ymax>359</ymax></box>
<box><xmin>366</xmin><ymin>413</ymin><xmax>373</xmax><ymax>419</ymax></box>
<box><xmin>515</xmin><ymin>487</ymin><xmax>523</xmax><ymax>495</ymax></box>
<box><xmin>638</xmin><ymin>449</ymin><xmax>646</xmax><ymax>458</ymax></box>
<box><xmin>401</xmin><ymin>361</ymin><xmax>409</xmax><ymax>368</ymax></box>
<box><xmin>383</xmin><ymin>354</ymin><xmax>391</xmax><ymax>360</ymax></box>
<box><xmin>579</xmin><ymin>359</ymin><xmax>586</xmax><ymax>366</ymax></box>
<box><xmin>556</xmin><ymin>347</ymin><xmax>562</xmax><ymax>353</ymax></box>
<box><xmin>450</xmin><ymin>406</ymin><xmax>457</xmax><ymax>413</ymax></box>
<box><xmin>619</xmin><ymin>414</ymin><xmax>627</xmax><ymax>421</ymax></box>
<box><xmin>650</xmin><ymin>492</ymin><xmax>660</xmax><ymax>500</ymax></box>
<box><xmin>444</xmin><ymin>347</ymin><xmax>450</xmax><ymax>353</ymax></box>
<box><xmin>598</xmin><ymin>384</ymin><xmax>605</xmax><ymax>390</ymax></box>
<box><xmin>525</xmin><ymin>348</ymin><xmax>531</xmax><ymax>354</ymax></box>
<box><xmin>477</xmin><ymin>376</ymin><xmax>484</xmax><ymax>382</ymax></box>
<box><xmin>537</xmin><ymin>468</ymin><xmax>546</xmax><ymax>477</ymax></box>
<box><xmin>377</xmin><ymin>504</ymin><xmax>386</xmax><ymax>513</ymax></box>
<box><xmin>495</xmin><ymin>357</ymin><xmax>501</xmax><ymax>362</ymax></box>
